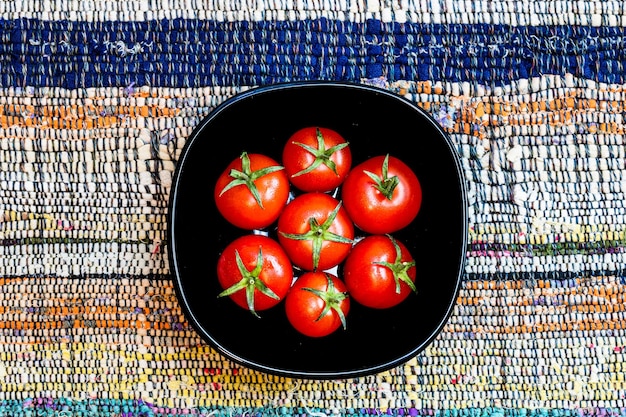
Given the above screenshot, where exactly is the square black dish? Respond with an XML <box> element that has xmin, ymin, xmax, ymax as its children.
<box><xmin>167</xmin><ymin>81</ymin><xmax>468</xmax><ymax>379</ymax></box>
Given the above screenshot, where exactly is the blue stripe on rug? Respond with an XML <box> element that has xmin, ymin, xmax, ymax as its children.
<box><xmin>8</xmin><ymin>398</ymin><xmax>626</xmax><ymax>417</ymax></box>
<box><xmin>1</xmin><ymin>18</ymin><xmax>625</xmax><ymax>88</ymax></box>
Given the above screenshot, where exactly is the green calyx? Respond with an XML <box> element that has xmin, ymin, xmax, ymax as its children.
<box><xmin>279</xmin><ymin>201</ymin><xmax>353</xmax><ymax>270</ymax></box>
<box><xmin>374</xmin><ymin>235</ymin><xmax>417</xmax><ymax>294</ymax></box>
<box><xmin>363</xmin><ymin>154</ymin><xmax>399</xmax><ymax>200</ymax></box>
<box><xmin>291</xmin><ymin>128</ymin><xmax>349</xmax><ymax>178</ymax></box>
<box><xmin>217</xmin><ymin>246</ymin><xmax>279</xmax><ymax>318</ymax></box>
<box><xmin>302</xmin><ymin>273</ymin><xmax>349</xmax><ymax>330</ymax></box>
<box><xmin>218</xmin><ymin>151</ymin><xmax>285</xmax><ymax>209</ymax></box>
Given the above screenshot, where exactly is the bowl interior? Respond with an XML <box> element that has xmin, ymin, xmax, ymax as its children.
<box><xmin>168</xmin><ymin>82</ymin><xmax>467</xmax><ymax>379</ymax></box>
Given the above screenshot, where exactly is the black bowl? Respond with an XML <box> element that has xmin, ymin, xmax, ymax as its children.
<box><xmin>168</xmin><ymin>81</ymin><xmax>468</xmax><ymax>379</ymax></box>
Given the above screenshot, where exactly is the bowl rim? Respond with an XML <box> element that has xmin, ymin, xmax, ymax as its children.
<box><xmin>167</xmin><ymin>80</ymin><xmax>468</xmax><ymax>379</ymax></box>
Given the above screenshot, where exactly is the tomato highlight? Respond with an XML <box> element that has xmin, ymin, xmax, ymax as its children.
<box><xmin>284</xmin><ymin>271</ymin><xmax>350</xmax><ymax>338</ymax></box>
<box><xmin>341</xmin><ymin>154</ymin><xmax>422</xmax><ymax>234</ymax></box>
<box><xmin>343</xmin><ymin>234</ymin><xmax>417</xmax><ymax>309</ymax></box>
<box><xmin>277</xmin><ymin>192</ymin><xmax>354</xmax><ymax>271</ymax></box>
<box><xmin>282</xmin><ymin>127</ymin><xmax>352</xmax><ymax>192</ymax></box>
<box><xmin>214</xmin><ymin>152</ymin><xmax>290</xmax><ymax>230</ymax></box>
<box><xmin>217</xmin><ymin>235</ymin><xmax>293</xmax><ymax>317</ymax></box>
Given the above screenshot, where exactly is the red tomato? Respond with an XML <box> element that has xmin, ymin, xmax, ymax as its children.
<box><xmin>282</xmin><ymin>127</ymin><xmax>352</xmax><ymax>192</ymax></box>
<box><xmin>214</xmin><ymin>152</ymin><xmax>290</xmax><ymax>230</ymax></box>
<box><xmin>277</xmin><ymin>192</ymin><xmax>354</xmax><ymax>271</ymax></box>
<box><xmin>341</xmin><ymin>154</ymin><xmax>421</xmax><ymax>234</ymax></box>
<box><xmin>217</xmin><ymin>234</ymin><xmax>293</xmax><ymax>317</ymax></box>
<box><xmin>284</xmin><ymin>271</ymin><xmax>350</xmax><ymax>337</ymax></box>
<box><xmin>342</xmin><ymin>234</ymin><xmax>417</xmax><ymax>309</ymax></box>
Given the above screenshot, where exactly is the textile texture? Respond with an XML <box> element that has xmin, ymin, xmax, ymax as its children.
<box><xmin>1</xmin><ymin>1</ymin><xmax>626</xmax><ymax>415</ymax></box>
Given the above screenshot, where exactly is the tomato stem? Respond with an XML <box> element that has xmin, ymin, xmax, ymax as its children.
<box><xmin>373</xmin><ymin>235</ymin><xmax>417</xmax><ymax>294</ymax></box>
<box><xmin>218</xmin><ymin>152</ymin><xmax>285</xmax><ymax>209</ymax></box>
<box><xmin>302</xmin><ymin>273</ymin><xmax>349</xmax><ymax>330</ymax></box>
<box><xmin>279</xmin><ymin>201</ymin><xmax>353</xmax><ymax>270</ymax></box>
<box><xmin>217</xmin><ymin>246</ymin><xmax>280</xmax><ymax>318</ymax></box>
<box><xmin>363</xmin><ymin>154</ymin><xmax>399</xmax><ymax>200</ymax></box>
<box><xmin>290</xmin><ymin>127</ymin><xmax>349</xmax><ymax>178</ymax></box>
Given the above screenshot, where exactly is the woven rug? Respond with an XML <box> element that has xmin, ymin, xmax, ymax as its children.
<box><xmin>1</xmin><ymin>1</ymin><xmax>626</xmax><ymax>416</ymax></box>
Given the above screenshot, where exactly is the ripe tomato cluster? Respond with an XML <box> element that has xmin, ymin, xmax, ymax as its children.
<box><xmin>214</xmin><ymin>126</ymin><xmax>422</xmax><ymax>338</ymax></box>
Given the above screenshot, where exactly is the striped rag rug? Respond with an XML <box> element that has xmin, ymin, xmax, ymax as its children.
<box><xmin>1</xmin><ymin>0</ymin><xmax>626</xmax><ymax>416</ymax></box>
